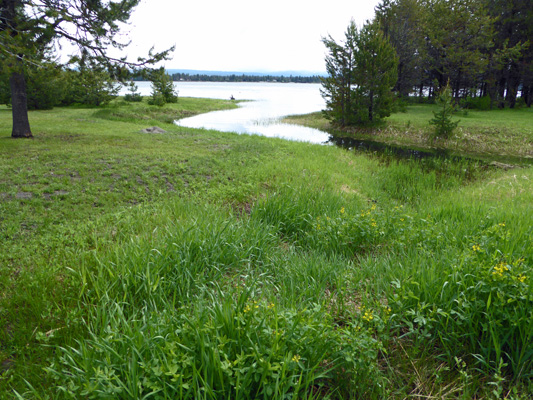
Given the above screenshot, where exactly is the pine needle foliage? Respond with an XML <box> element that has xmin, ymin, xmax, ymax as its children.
<box><xmin>429</xmin><ymin>83</ymin><xmax>460</xmax><ymax>139</ymax></box>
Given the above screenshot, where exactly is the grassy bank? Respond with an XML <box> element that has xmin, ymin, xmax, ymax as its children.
<box><xmin>1</xmin><ymin>99</ymin><xmax>532</xmax><ymax>399</ymax></box>
<box><xmin>283</xmin><ymin>105</ymin><xmax>533</xmax><ymax>159</ymax></box>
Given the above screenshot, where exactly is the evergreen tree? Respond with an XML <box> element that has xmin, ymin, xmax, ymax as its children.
<box><xmin>124</xmin><ymin>81</ymin><xmax>143</xmax><ymax>102</ymax></box>
<box><xmin>0</xmin><ymin>0</ymin><xmax>172</xmax><ymax>138</ymax></box>
<box><xmin>485</xmin><ymin>0</ymin><xmax>533</xmax><ymax>108</ymax></box>
<box><xmin>321</xmin><ymin>24</ymin><xmax>356</xmax><ymax>126</ymax></box>
<box><xmin>429</xmin><ymin>83</ymin><xmax>459</xmax><ymax>138</ymax></box>
<box><xmin>321</xmin><ymin>20</ymin><xmax>398</xmax><ymax>127</ymax></box>
<box><xmin>148</xmin><ymin>68</ymin><xmax>178</xmax><ymax>106</ymax></box>
<box><xmin>424</xmin><ymin>0</ymin><xmax>493</xmax><ymax>100</ymax></box>
<box><xmin>375</xmin><ymin>0</ymin><xmax>428</xmax><ymax>98</ymax></box>
<box><xmin>374</xmin><ymin>0</ymin><xmax>531</xmax><ymax>108</ymax></box>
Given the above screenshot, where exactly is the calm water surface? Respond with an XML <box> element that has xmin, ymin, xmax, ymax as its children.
<box><xmin>128</xmin><ymin>82</ymin><xmax>329</xmax><ymax>143</ymax></box>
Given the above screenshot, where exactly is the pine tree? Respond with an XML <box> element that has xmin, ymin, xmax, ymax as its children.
<box><xmin>148</xmin><ymin>68</ymin><xmax>178</xmax><ymax>106</ymax></box>
<box><xmin>321</xmin><ymin>20</ymin><xmax>398</xmax><ymax>127</ymax></box>
<box><xmin>0</xmin><ymin>0</ymin><xmax>172</xmax><ymax>138</ymax></box>
<box><xmin>429</xmin><ymin>83</ymin><xmax>459</xmax><ymax>139</ymax></box>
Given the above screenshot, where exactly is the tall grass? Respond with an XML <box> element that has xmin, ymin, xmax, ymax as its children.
<box><xmin>3</xmin><ymin>100</ymin><xmax>532</xmax><ymax>398</ymax></box>
<box><xmin>43</xmin><ymin>201</ymin><xmax>386</xmax><ymax>399</ymax></box>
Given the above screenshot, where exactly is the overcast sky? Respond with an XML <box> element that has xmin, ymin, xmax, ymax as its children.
<box><xmin>120</xmin><ymin>0</ymin><xmax>381</xmax><ymax>73</ymax></box>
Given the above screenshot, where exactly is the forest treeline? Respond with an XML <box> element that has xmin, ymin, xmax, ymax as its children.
<box><xmin>170</xmin><ymin>73</ymin><xmax>322</xmax><ymax>84</ymax></box>
<box><xmin>375</xmin><ymin>0</ymin><xmax>532</xmax><ymax>108</ymax></box>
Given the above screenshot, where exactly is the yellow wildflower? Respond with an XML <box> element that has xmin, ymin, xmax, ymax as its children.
<box><xmin>492</xmin><ymin>262</ymin><xmax>510</xmax><ymax>278</ymax></box>
<box><xmin>362</xmin><ymin>311</ymin><xmax>374</xmax><ymax>322</ymax></box>
<box><xmin>472</xmin><ymin>244</ymin><xmax>481</xmax><ymax>252</ymax></box>
<box><xmin>340</xmin><ymin>207</ymin><xmax>345</xmax><ymax>214</ymax></box>
<box><xmin>292</xmin><ymin>354</ymin><xmax>301</xmax><ymax>363</ymax></box>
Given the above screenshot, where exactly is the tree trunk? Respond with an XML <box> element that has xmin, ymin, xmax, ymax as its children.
<box><xmin>369</xmin><ymin>89</ymin><xmax>374</xmax><ymax>122</ymax></box>
<box><xmin>9</xmin><ymin>72</ymin><xmax>33</xmax><ymax>138</ymax></box>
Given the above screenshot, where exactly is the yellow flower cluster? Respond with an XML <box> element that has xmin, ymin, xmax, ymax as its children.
<box><xmin>340</xmin><ymin>207</ymin><xmax>345</xmax><ymax>214</ymax></box>
<box><xmin>492</xmin><ymin>262</ymin><xmax>510</xmax><ymax>278</ymax></box>
<box><xmin>472</xmin><ymin>244</ymin><xmax>481</xmax><ymax>252</ymax></box>
<box><xmin>517</xmin><ymin>274</ymin><xmax>527</xmax><ymax>283</ymax></box>
<box><xmin>291</xmin><ymin>354</ymin><xmax>301</xmax><ymax>363</ymax></box>
<box><xmin>362</xmin><ymin>311</ymin><xmax>374</xmax><ymax>322</ymax></box>
<box><xmin>243</xmin><ymin>301</ymin><xmax>260</xmax><ymax>313</ymax></box>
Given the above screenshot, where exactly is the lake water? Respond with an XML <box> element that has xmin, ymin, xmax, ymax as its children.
<box><xmin>126</xmin><ymin>81</ymin><xmax>330</xmax><ymax>143</ymax></box>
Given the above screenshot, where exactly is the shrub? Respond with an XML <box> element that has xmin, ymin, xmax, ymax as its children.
<box><xmin>461</xmin><ymin>95</ymin><xmax>491</xmax><ymax>110</ymax></box>
<box><xmin>58</xmin><ymin>68</ymin><xmax>119</xmax><ymax>107</ymax></box>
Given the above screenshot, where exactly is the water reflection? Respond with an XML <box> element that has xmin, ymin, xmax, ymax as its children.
<box><xmin>328</xmin><ymin>136</ymin><xmax>449</xmax><ymax>159</ymax></box>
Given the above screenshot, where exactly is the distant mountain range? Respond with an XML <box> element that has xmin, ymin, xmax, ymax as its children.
<box><xmin>166</xmin><ymin>69</ymin><xmax>327</xmax><ymax>77</ymax></box>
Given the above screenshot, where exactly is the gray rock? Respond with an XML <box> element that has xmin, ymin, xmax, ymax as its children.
<box><xmin>140</xmin><ymin>126</ymin><xmax>167</xmax><ymax>134</ymax></box>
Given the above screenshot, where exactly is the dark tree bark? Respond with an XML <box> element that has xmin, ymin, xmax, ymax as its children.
<box><xmin>9</xmin><ymin>71</ymin><xmax>32</xmax><ymax>138</ymax></box>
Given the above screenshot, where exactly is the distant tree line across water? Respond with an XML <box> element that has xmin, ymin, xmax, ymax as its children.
<box><xmin>132</xmin><ymin>73</ymin><xmax>323</xmax><ymax>84</ymax></box>
<box><xmin>172</xmin><ymin>73</ymin><xmax>323</xmax><ymax>83</ymax></box>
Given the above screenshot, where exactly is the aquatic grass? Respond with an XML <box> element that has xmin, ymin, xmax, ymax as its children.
<box><xmin>373</xmin><ymin>156</ymin><xmax>485</xmax><ymax>206</ymax></box>
<box><xmin>78</xmin><ymin>204</ymin><xmax>281</xmax><ymax>312</ymax></box>
<box><xmin>249</xmin><ymin>185</ymin><xmax>349</xmax><ymax>242</ymax></box>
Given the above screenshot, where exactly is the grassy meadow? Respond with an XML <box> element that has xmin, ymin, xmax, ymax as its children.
<box><xmin>1</xmin><ymin>98</ymin><xmax>533</xmax><ymax>399</ymax></box>
<box><xmin>284</xmin><ymin>104</ymin><xmax>533</xmax><ymax>160</ymax></box>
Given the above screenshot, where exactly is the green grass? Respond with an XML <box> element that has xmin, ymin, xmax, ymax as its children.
<box><xmin>1</xmin><ymin>99</ymin><xmax>533</xmax><ymax>399</ymax></box>
<box><xmin>284</xmin><ymin>104</ymin><xmax>533</xmax><ymax>159</ymax></box>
